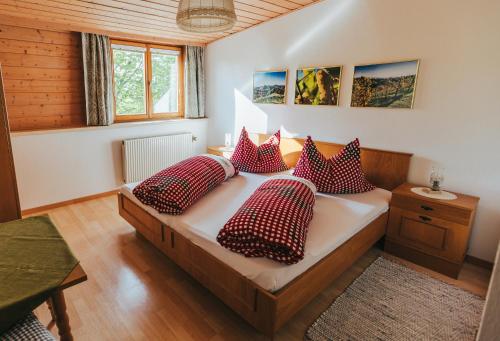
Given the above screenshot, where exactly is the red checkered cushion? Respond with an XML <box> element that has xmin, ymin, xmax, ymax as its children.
<box><xmin>230</xmin><ymin>127</ymin><xmax>289</xmax><ymax>173</ymax></box>
<box><xmin>293</xmin><ymin>136</ymin><xmax>375</xmax><ymax>194</ymax></box>
<box><xmin>133</xmin><ymin>155</ymin><xmax>237</xmax><ymax>215</ymax></box>
<box><xmin>217</xmin><ymin>176</ymin><xmax>316</xmax><ymax>264</ymax></box>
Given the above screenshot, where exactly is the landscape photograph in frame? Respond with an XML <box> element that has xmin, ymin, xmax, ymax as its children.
<box><xmin>295</xmin><ymin>66</ymin><xmax>342</xmax><ymax>105</ymax></box>
<box><xmin>351</xmin><ymin>60</ymin><xmax>419</xmax><ymax>108</ymax></box>
<box><xmin>253</xmin><ymin>70</ymin><xmax>288</xmax><ymax>104</ymax></box>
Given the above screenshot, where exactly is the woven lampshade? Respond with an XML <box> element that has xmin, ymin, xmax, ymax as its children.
<box><xmin>176</xmin><ymin>0</ymin><xmax>237</xmax><ymax>33</ymax></box>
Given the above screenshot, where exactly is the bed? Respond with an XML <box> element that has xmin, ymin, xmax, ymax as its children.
<box><xmin>118</xmin><ymin>134</ymin><xmax>412</xmax><ymax>336</ymax></box>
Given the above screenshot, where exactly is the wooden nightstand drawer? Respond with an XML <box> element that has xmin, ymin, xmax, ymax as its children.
<box><xmin>387</xmin><ymin>207</ymin><xmax>469</xmax><ymax>263</ymax></box>
<box><xmin>391</xmin><ymin>193</ymin><xmax>472</xmax><ymax>225</ymax></box>
<box><xmin>399</xmin><ymin>217</ymin><xmax>446</xmax><ymax>250</ymax></box>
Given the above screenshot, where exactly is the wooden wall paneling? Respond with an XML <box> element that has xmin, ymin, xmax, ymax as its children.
<box><xmin>0</xmin><ymin>24</ymin><xmax>85</xmax><ymax>131</ymax></box>
<box><xmin>5</xmin><ymin>92</ymin><xmax>83</xmax><ymax>106</ymax></box>
<box><xmin>2</xmin><ymin>67</ymin><xmax>83</xmax><ymax>81</ymax></box>
<box><xmin>0</xmin><ymin>23</ymin><xmax>78</xmax><ymax>44</ymax></box>
<box><xmin>0</xmin><ymin>63</ymin><xmax>21</xmax><ymax>222</ymax></box>
<box><xmin>8</xmin><ymin>114</ymin><xmax>84</xmax><ymax>131</ymax></box>
<box><xmin>0</xmin><ymin>39</ymin><xmax>81</xmax><ymax>57</ymax></box>
<box><xmin>0</xmin><ymin>53</ymin><xmax>82</xmax><ymax>69</ymax></box>
<box><xmin>4</xmin><ymin>80</ymin><xmax>82</xmax><ymax>93</ymax></box>
<box><xmin>7</xmin><ymin>103</ymin><xmax>82</xmax><ymax>117</ymax></box>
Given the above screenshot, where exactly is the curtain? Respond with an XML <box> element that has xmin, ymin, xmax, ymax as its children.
<box><xmin>81</xmin><ymin>33</ymin><xmax>113</xmax><ymax>126</ymax></box>
<box><xmin>185</xmin><ymin>46</ymin><xmax>206</xmax><ymax>118</ymax></box>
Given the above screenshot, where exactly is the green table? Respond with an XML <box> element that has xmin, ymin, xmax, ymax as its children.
<box><xmin>0</xmin><ymin>216</ymin><xmax>87</xmax><ymax>340</ymax></box>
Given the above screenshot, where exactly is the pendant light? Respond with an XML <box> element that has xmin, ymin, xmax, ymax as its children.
<box><xmin>176</xmin><ymin>0</ymin><xmax>237</xmax><ymax>33</ymax></box>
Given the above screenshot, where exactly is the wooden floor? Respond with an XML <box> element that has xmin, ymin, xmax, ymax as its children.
<box><xmin>31</xmin><ymin>195</ymin><xmax>491</xmax><ymax>340</ymax></box>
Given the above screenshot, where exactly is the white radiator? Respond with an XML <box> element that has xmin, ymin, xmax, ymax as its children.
<box><xmin>122</xmin><ymin>133</ymin><xmax>194</xmax><ymax>183</ymax></box>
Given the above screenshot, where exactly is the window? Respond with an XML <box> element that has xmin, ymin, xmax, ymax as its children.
<box><xmin>111</xmin><ymin>40</ymin><xmax>183</xmax><ymax>121</ymax></box>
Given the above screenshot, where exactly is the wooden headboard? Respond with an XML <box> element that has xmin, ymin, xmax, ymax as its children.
<box><xmin>254</xmin><ymin>134</ymin><xmax>412</xmax><ymax>191</ymax></box>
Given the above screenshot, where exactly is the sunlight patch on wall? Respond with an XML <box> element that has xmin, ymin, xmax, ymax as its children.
<box><xmin>279</xmin><ymin>125</ymin><xmax>300</xmax><ymax>138</ymax></box>
<box><xmin>285</xmin><ymin>0</ymin><xmax>354</xmax><ymax>58</ymax></box>
<box><xmin>234</xmin><ymin>89</ymin><xmax>268</xmax><ymax>142</ymax></box>
<box><xmin>240</xmin><ymin>79</ymin><xmax>253</xmax><ymax>94</ymax></box>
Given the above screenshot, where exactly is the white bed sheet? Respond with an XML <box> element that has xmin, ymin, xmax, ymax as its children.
<box><xmin>121</xmin><ymin>172</ymin><xmax>391</xmax><ymax>292</ymax></box>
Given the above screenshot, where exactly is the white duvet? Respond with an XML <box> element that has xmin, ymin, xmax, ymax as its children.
<box><xmin>121</xmin><ymin>171</ymin><xmax>391</xmax><ymax>292</ymax></box>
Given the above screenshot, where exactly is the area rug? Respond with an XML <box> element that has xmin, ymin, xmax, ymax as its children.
<box><xmin>305</xmin><ymin>257</ymin><xmax>484</xmax><ymax>341</ymax></box>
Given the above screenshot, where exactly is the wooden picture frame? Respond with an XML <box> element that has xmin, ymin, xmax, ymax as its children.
<box><xmin>294</xmin><ymin>66</ymin><xmax>342</xmax><ymax>106</ymax></box>
<box><xmin>118</xmin><ymin>135</ymin><xmax>412</xmax><ymax>337</ymax></box>
<box><xmin>253</xmin><ymin>70</ymin><xmax>288</xmax><ymax>104</ymax></box>
<box><xmin>351</xmin><ymin>59</ymin><xmax>420</xmax><ymax>109</ymax></box>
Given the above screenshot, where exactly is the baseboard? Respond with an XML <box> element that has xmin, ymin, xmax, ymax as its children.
<box><xmin>465</xmin><ymin>255</ymin><xmax>494</xmax><ymax>270</ymax></box>
<box><xmin>22</xmin><ymin>190</ymin><xmax>118</xmax><ymax>216</ymax></box>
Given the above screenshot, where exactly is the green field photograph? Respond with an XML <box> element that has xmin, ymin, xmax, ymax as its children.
<box><xmin>295</xmin><ymin>66</ymin><xmax>342</xmax><ymax>105</ymax></box>
<box><xmin>253</xmin><ymin>70</ymin><xmax>288</xmax><ymax>104</ymax></box>
<box><xmin>351</xmin><ymin>60</ymin><xmax>419</xmax><ymax>108</ymax></box>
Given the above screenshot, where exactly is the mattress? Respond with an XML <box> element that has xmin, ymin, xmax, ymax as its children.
<box><xmin>121</xmin><ymin>171</ymin><xmax>391</xmax><ymax>292</ymax></box>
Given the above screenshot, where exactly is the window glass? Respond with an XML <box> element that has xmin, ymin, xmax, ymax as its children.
<box><xmin>112</xmin><ymin>48</ymin><xmax>146</xmax><ymax>115</ymax></box>
<box><xmin>110</xmin><ymin>41</ymin><xmax>182</xmax><ymax>120</ymax></box>
<box><xmin>151</xmin><ymin>51</ymin><xmax>179</xmax><ymax>113</ymax></box>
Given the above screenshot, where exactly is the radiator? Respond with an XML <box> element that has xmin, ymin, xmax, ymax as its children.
<box><xmin>122</xmin><ymin>133</ymin><xmax>194</xmax><ymax>183</ymax></box>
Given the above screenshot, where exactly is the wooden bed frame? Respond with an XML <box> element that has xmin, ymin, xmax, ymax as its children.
<box><xmin>118</xmin><ymin>134</ymin><xmax>412</xmax><ymax>337</ymax></box>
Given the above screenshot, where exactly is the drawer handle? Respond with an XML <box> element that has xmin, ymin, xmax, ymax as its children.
<box><xmin>419</xmin><ymin>215</ymin><xmax>432</xmax><ymax>222</ymax></box>
<box><xmin>161</xmin><ymin>224</ymin><xmax>165</xmax><ymax>242</ymax></box>
<box><xmin>421</xmin><ymin>205</ymin><xmax>434</xmax><ymax>211</ymax></box>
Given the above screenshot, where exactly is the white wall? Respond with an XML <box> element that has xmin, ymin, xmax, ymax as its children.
<box><xmin>11</xmin><ymin>119</ymin><xmax>208</xmax><ymax>210</ymax></box>
<box><xmin>206</xmin><ymin>0</ymin><xmax>500</xmax><ymax>261</ymax></box>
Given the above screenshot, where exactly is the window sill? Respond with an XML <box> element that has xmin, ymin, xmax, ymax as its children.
<box><xmin>10</xmin><ymin>117</ymin><xmax>208</xmax><ymax>137</ymax></box>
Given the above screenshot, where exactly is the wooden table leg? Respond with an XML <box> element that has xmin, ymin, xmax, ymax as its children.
<box><xmin>49</xmin><ymin>290</ymin><xmax>73</xmax><ymax>341</ymax></box>
<box><xmin>46</xmin><ymin>299</ymin><xmax>56</xmax><ymax>329</ymax></box>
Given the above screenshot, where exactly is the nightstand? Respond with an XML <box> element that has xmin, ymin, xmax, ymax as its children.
<box><xmin>207</xmin><ymin>145</ymin><xmax>234</xmax><ymax>158</ymax></box>
<box><xmin>385</xmin><ymin>183</ymin><xmax>479</xmax><ymax>278</ymax></box>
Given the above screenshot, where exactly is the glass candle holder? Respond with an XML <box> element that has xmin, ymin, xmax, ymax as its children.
<box><xmin>429</xmin><ymin>167</ymin><xmax>444</xmax><ymax>192</ymax></box>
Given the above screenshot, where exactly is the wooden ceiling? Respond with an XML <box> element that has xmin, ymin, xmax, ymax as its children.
<box><xmin>0</xmin><ymin>0</ymin><xmax>322</xmax><ymax>45</ymax></box>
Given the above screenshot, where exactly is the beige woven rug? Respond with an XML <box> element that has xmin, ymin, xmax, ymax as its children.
<box><xmin>306</xmin><ymin>257</ymin><xmax>484</xmax><ymax>341</ymax></box>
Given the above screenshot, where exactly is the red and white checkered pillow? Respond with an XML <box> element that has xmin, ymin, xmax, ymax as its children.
<box><xmin>293</xmin><ymin>136</ymin><xmax>375</xmax><ymax>194</ymax></box>
<box><xmin>133</xmin><ymin>155</ymin><xmax>237</xmax><ymax>215</ymax></box>
<box><xmin>217</xmin><ymin>176</ymin><xmax>316</xmax><ymax>264</ymax></box>
<box><xmin>230</xmin><ymin>127</ymin><xmax>289</xmax><ymax>173</ymax></box>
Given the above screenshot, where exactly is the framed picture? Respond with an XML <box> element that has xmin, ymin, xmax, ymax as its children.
<box><xmin>351</xmin><ymin>60</ymin><xmax>420</xmax><ymax>108</ymax></box>
<box><xmin>295</xmin><ymin>66</ymin><xmax>342</xmax><ymax>105</ymax></box>
<box><xmin>253</xmin><ymin>70</ymin><xmax>288</xmax><ymax>104</ymax></box>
